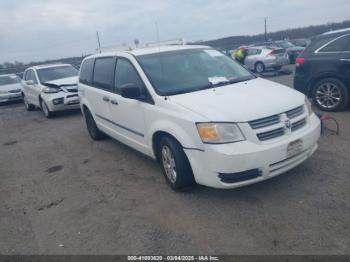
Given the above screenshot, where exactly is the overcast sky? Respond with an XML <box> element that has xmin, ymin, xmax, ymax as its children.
<box><xmin>0</xmin><ymin>0</ymin><xmax>349</xmax><ymax>63</ymax></box>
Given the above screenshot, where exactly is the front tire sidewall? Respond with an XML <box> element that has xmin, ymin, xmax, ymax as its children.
<box><xmin>312</xmin><ymin>78</ymin><xmax>348</xmax><ymax>112</ymax></box>
<box><xmin>40</xmin><ymin>99</ymin><xmax>52</xmax><ymax>118</ymax></box>
<box><xmin>84</xmin><ymin>109</ymin><xmax>105</xmax><ymax>140</ymax></box>
<box><xmin>158</xmin><ymin>137</ymin><xmax>195</xmax><ymax>191</ymax></box>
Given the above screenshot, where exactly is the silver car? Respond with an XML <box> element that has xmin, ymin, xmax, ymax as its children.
<box><xmin>0</xmin><ymin>74</ymin><xmax>23</xmax><ymax>103</ymax></box>
<box><xmin>244</xmin><ymin>46</ymin><xmax>289</xmax><ymax>73</ymax></box>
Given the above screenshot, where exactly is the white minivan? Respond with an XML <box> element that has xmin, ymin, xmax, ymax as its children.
<box><xmin>78</xmin><ymin>45</ymin><xmax>321</xmax><ymax>190</ymax></box>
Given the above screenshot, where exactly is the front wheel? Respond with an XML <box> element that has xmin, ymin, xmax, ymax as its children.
<box><xmin>84</xmin><ymin>108</ymin><xmax>106</xmax><ymax>140</ymax></box>
<box><xmin>40</xmin><ymin>99</ymin><xmax>53</xmax><ymax>118</ymax></box>
<box><xmin>312</xmin><ymin>78</ymin><xmax>349</xmax><ymax>112</ymax></box>
<box><xmin>158</xmin><ymin>136</ymin><xmax>195</xmax><ymax>191</ymax></box>
<box><xmin>23</xmin><ymin>94</ymin><xmax>35</xmax><ymax>111</ymax></box>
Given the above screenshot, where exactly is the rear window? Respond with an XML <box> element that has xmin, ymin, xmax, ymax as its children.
<box><xmin>319</xmin><ymin>35</ymin><xmax>350</xmax><ymax>52</ymax></box>
<box><xmin>92</xmin><ymin>57</ymin><xmax>115</xmax><ymax>91</ymax></box>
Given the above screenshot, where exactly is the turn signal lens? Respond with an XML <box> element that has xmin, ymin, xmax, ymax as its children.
<box><xmin>196</xmin><ymin>123</ymin><xmax>245</xmax><ymax>144</ymax></box>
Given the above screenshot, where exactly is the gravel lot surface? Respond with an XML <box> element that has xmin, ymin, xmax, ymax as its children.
<box><xmin>0</xmin><ymin>65</ymin><xmax>349</xmax><ymax>254</ymax></box>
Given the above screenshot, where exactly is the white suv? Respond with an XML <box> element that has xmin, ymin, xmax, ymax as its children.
<box><xmin>78</xmin><ymin>45</ymin><xmax>321</xmax><ymax>190</ymax></box>
<box><xmin>22</xmin><ymin>64</ymin><xmax>79</xmax><ymax>118</ymax></box>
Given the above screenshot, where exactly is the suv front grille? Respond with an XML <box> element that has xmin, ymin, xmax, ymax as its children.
<box><xmin>249</xmin><ymin>105</ymin><xmax>307</xmax><ymax>142</ymax></box>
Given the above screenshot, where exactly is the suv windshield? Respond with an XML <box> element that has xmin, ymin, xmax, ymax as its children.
<box><xmin>137</xmin><ymin>48</ymin><xmax>255</xmax><ymax>96</ymax></box>
<box><xmin>278</xmin><ymin>41</ymin><xmax>294</xmax><ymax>48</ymax></box>
<box><xmin>0</xmin><ymin>75</ymin><xmax>20</xmax><ymax>86</ymax></box>
<box><xmin>37</xmin><ymin>65</ymin><xmax>78</xmax><ymax>83</ymax></box>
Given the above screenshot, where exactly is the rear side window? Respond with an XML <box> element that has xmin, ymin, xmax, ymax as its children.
<box><xmin>114</xmin><ymin>59</ymin><xmax>144</xmax><ymax>94</ymax></box>
<box><xmin>93</xmin><ymin>57</ymin><xmax>115</xmax><ymax>91</ymax></box>
<box><xmin>79</xmin><ymin>59</ymin><xmax>95</xmax><ymax>85</ymax></box>
<box><xmin>319</xmin><ymin>35</ymin><xmax>350</xmax><ymax>52</ymax></box>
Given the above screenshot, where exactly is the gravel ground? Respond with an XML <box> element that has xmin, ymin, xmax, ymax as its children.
<box><xmin>0</xmin><ymin>65</ymin><xmax>349</xmax><ymax>254</ymax></box>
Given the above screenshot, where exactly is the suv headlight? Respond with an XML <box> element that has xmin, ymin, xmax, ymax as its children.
<box><xmin>196</xmin><ymin>122</ymin><xmax>245</xmax><ymax>144</ymax></box>
<box><xmin>42</xmin><ymin>87</ymin><xmax>61</xmax><ymax>94</ymax></box>
<box><xmin>305</xmin><ymin>96</ymin><xmax>313</xmax><ymax>116</ymax></box>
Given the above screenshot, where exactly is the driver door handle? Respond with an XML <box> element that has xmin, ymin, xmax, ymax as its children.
<box><xmin>110</xmin><ymin>100</ymin><xmax>118</xmax><ymax>105</ymax></box>
<box><xmin>102</xmin><ymin>96</ymin><xmax>110</xmax><ymax>102</ymax></box>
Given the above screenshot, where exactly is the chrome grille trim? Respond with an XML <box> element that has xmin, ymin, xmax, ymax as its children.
<box><xmin>249</xmin><ymin>115</ymin><xmax>280</xmax><ymax>129</ymax></box>
<box><xmin>286</xmin><ymin>106</ymin><xmax>304</xmax><ymax>119</ymax></box>
<box><xmin>257</xmin><ymin>127</ymin><xmax>285</xmax><ymax>141</ymax></box>
<box><xmin>291</xmin><ymin>118</ymin><xmax>306</xmax><ymax>132</ymax></box>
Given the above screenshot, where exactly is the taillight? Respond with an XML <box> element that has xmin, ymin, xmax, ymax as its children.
<box><xmin>296</xmin><ymin>57</ymin><xmax>305</xmax><ymax>66</ymax></box>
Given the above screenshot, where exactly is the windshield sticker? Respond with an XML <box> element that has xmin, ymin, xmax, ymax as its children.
<box><xmin>204</xmin><ymin>49</ymin><xmax>224</xmax><ymax>57</ymax></box>
<box><xmin>208</xmin><ymin>76</ymin><xmax>228</xmax><ymax>84</ymax></box>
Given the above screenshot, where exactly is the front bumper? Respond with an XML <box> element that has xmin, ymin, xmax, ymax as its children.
<box><xmin>44</xmin><ymin>92</ymin><xmax>80</xmax><ymax>112</ymax></box>
<box><xmin>184</xmin><ymin>113</ymin><xmax>321</xmax><ymax>189</ymax></box>
<box><xmin>0</xmin><ymin>92</ymin><xmax>22</xmax><ymax>102</ymax></box>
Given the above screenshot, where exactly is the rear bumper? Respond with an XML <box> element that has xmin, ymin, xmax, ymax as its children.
<box><xmin>0</xmin><ymin>92</ymin><xmax>22</xmax><ymax>102</ymax></box>
<box><xmin>184</xmin><ymin>113</ymin><xmax>321</xmax><ymax>189</ymax></box>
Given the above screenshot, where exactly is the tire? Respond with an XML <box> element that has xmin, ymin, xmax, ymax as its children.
<box><xmin>40</xmin><ymin>99</ymin><xmax>53</xmax><ymax>118</ymax></box>
<box><xmin>23</xmin><ymin>94</ymin><xmax>35</xmax><ymax>111</ymax></box>
<box><xmin>84</xmin><ymin>108</ymin><xmax>106</xmax><ymax>140</ymax></box>
<box><xmin>254</xmin><ymin>62</ymin><xmax>265</xmax><ymax>73</ymax></box>
<box><xmin>158</xmin><ymin>136</ymin><xmax>195</xmax><ymax>191</ymax></box>
<box><xmin>312</xmin><ymin>78</ymin><xmax>349</xmax><ymax>112</ymax></box>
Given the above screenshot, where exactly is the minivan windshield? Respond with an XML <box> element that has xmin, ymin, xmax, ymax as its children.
<box><xmin>137</xmin><ymin>48</ymin><xmax>255</xmax><ymax>96</ymax></box>
<box><xmin>0</xmin><ymin>75</ymin><xmax>20</xmax><ymax>86</ymax></box>
<box><xmin>37</xmin><ymin>65</ymin><xmax>78</xmax><ymax>83</ymax></box>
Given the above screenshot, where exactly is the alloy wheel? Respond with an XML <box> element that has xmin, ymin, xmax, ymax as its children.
<box><xmin>315</xmin><ymin>82</ymin><xmax>341</xmax><ymax>109</ymax></box>
<box><xmin>161</xmin><ymin>145</ymin><xmax>177</xmax><ymax>183</ymax></box>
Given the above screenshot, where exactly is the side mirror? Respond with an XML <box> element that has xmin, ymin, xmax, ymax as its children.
<box><xmin>25</xmin><ymin>80</ymin><xmax>35</xmax><ymax>86</ymax></box>
<box><xmin>120</xmin><ymin>84</ymin><xmax>142</xmax><ymax>100</ymax></box>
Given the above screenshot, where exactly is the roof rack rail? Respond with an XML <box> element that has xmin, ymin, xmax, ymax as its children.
<box><xmin>145</xmin><ymin>38</ymin><xmax>186</xmax><ymax>47</ymax></box>
<box><xmin>98</xmin><ymin>45</ymin><xmax>133</xmax><ymax>53</ymax></box>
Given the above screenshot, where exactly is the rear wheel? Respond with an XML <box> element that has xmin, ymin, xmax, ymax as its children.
<box><xmin>254</xmin><ymin>62</ymin><xmax>265</xmax><ymax>73</ymax></box>
<box><xmin>158</xmin><ymin>136</ymin><xmax>195</xmax><ymax>191</ymax></box>
<box><xmin>23</xmin><ymin>94</ymin><xmax>35</xmax><ymax>111</ymax></box>
<box><xmin>40</xmin><ymin>99</ymin><xmax>53</xmax><ymax>118</ymax></box>
<box><xmin>312</xmin><ymin>78</ymin><xmax>348</xmax><ymax>112</ymax></box>
<box><xmin>84</xmin><ymin>108</ymin><xmax>106</xmax><ymax>140</ymax></box>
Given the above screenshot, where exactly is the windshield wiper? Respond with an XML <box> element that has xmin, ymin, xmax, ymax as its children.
<box><xmin>211</xmin><ymin>77</ymin><xmax>254</xmax><ymax>87</ymax></box>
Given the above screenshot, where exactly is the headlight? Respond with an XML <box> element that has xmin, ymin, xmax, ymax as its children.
<box><xmin>305</xmin><ymin>96</ymin><xmax>313</xmax><ymax>116</ymax></box>
<box><xmin>196</xmin><ymin>122</ymin><xmax>245</xmax><ymax>144</ymax></box>
<box><xmin>42</xmin><ymin>87</ymin><xmax>61</xmax><ymax>94</ymax></box>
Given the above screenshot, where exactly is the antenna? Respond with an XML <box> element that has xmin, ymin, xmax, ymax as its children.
<box><xmin>264</xmin><ymin>18</ymin><xmax>267</xmax><ymax>41</ymax></box>
<box><xmin>96</xmin><ymin>31</ymin><xmax>101</xmax><ymax>53</ymax></box>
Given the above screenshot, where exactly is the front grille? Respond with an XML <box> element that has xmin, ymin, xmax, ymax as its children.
<box><xmin>249</xmin><ymin>105</ymin><xmax>307</xmax><ymax>142</ymax></box>
<box><xmin>8</xmin><ymin>89</ymin><xmax>21</xmax><ymax>93</ymax></box>
<box><xmin>67</xmin><ymin>94</ymin><xmax>78</xmax><ymax>98</ymax></box>
<box><xmin>291</xmin><ymin>118</ymin><xmax>306</xmax><ymax>132</ymax></box>
<box><xmin>286</xmin><ymin>106</ymin><xmax>304</xmax><ymax>119</ymax></box>
<box><xmin>249</xmin><ymin>115</ymin><xmax>280</xmax><ymax>129</ymax></box>
<box><xmin>218</xmin><ymin>169</ymin><xmax>262</xmax><ymax>183</ymax></box>
<box><xmin>257</xmin><ymin>127</ymin><xmax>285</xmax><ymax>141</ymax></box>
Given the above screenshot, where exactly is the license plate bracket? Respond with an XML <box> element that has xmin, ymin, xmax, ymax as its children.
<box><xmin>287</xmin><ymin>139</ymin><xmax>303</xmax><ymax>158</ymax></box>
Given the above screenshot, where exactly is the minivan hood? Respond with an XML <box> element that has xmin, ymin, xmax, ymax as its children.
<box><xmin>44</xmin><ymin>76</ymin><xmax>78</xmax><ymax>86</ymax></box>
<box><xmin>0</xmin><ymin>83</ymin><xmax>22</xmax><ymax>92</ymax></box>
<box><xmin>169</xmin><ymin>77</ymin><xmax>305</xmax><ymax>122</ymax></box>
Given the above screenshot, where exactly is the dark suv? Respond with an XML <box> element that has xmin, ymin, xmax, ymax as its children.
<box><xmin>294</xmin><ymin>29</ymin><xmax>350</xmax><ymax>112</ymax></box>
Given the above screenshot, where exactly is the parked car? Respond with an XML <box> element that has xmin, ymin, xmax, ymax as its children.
<box><xmin>78</xmin><ymin>45</ymin><xmax>321</xmax><ymax>190</ymax></box>
<box><xmin>244</xmin><ymin>46</ymin><xmax>289</xmax><ymax>73</ymax></box>
<box><xmin>0</xmin><ymin>74</ymin><xmax>23</xmax><ymax>103</ymax></box>
<box><xmin>290</xmin><ymin>38</ymin><xmax>311</xmax><ymax>48</ymax></box>
<box><xmin>22</xmin><ymin>64</ymin><xmax>79</xmax><ymax>118</ymax></box>
<box><xmin>294</xmin><ymin>28</ymin><xmax>350</xmax><ymax>112</ymax></box>
<box><xmin>251</xmin><ymin>40</ymin><xmax>304</xmax><ymax>63</ymax></box>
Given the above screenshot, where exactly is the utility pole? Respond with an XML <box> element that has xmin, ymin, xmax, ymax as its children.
<box><xmin>96</xmin><ymin>31</ymin><xmax>101</xmax><ymax>53</ymax></box>
<box><xmin>264</xmin><ymin>17</ymin><xmax>267</xmax><ymax>41</ymax></box>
